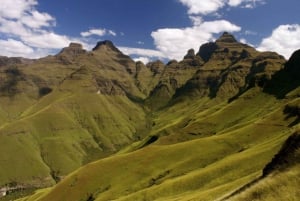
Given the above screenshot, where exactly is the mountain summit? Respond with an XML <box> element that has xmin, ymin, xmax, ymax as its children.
<box><xmin>92</xmin><ymin>40</ymin><xmax>122</xmax><ymax>53</ymax></box>
<box><xmin>174</xmin><ymin>32</ymin><xmax>285</xmax><ymax>99</ymax></box>
<box><xmin>216</xmin><ymin>31</ymin><xmax>238</xmax><ymax>43</ymax></box>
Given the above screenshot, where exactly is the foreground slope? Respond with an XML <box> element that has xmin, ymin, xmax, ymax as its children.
<box><xmin>15</xmin><ymin>36</ymin><xmax>300</xmax><ymax>201</ymax></box>
<box><xmin>226</xmin><ymin>132</ymin><xmax>300</xmax><ymax>201</ymax></box>
<box><xmin>19</xmin><ymin>87</ymin><xmax>297</xmax><ymax>201</ymax></box>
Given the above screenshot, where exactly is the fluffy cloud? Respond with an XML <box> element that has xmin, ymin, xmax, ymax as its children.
<box><xmin>151</xmin><ymin>20</ymin><xmax>241</xmax><ymax>60</ymax></box>
<box><xmin>228</xmin><ymin>0</ymin><xmax>243</xmax><ymax>6</ymax></box>
<box><xmin>179</xmin><ymin>0</ymin><xmax>225</xmax><ymax>15</ymax></box>
<box><xmin>20</xmin><ymin>10</ymin><xmax>55</xmax><ymax>29</ymax></box>
<box><xmin>0</xmin><ymin>0</ymin><xmax>72</xmax><ymax>58</ymax></box>
<box><xmin>0</xmin><ymin>39</ymin><xmax>34</xmax><ymax>57</ymax></box>
<box><xmin>132</xmin><ymin>57</ymin><xmax>150</xmax><ymax>64</ymax></box>
<box><xmin>119</xmin><ymin>47</ymin><xmax>165</xmax><ymax>64</ymax></box>
<box><xmin>227</xmin><ymin>0</ymin><xmax>266</xmax><ymax>8</ymax></box>
<box><xmin>119</xmin><ymin>47</ymin><xmax>164</xmax><ymax>58</ymax></box>
<box><xmin>21</xmin><ymin>32</ymin><xmax>71</xmax><ymax>49</ymax></box>
<box><xmin>0</xmin><ymin>0</ymin><xmax>37</xmax><ymax>19</ymax></box>
<box><xmin>81</xmin><ymin>28</ymin><xmax>116</xmax><ymax>37</ymax></box>
<box><xmin>258</xmin><ymin>24</ymin><xmax>300</xmax><ymax>59</ymax></box>
<box><xmin>179</xmin><ymin>0</ymin><xmax>266</xmax><ymax>15</ymax></box>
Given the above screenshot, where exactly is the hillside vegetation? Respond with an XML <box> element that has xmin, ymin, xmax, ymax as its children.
<box><xmin>0</xmin><ymin>33</ymin><xmax>299</xmax><ymax>201</ymax></box>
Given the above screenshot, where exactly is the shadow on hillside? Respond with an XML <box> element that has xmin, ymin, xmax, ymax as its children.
<box><xmin>263</xmin><ymin>69</ymin><xmax>300</xmax><ymax>99</ymax></box>
<box><xmin>264</xmin><ymin>49</ymin><xmax>300</xmax><ymax>98</ymax></box>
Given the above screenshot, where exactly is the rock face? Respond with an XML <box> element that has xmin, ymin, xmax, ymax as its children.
<box><xmin>285</xmin><ymin>49</ymin><xmax>300</xmax><ymax>77</ymax></box>
<box><xmin>174</xmin><ymin>32</ymin><xmax>286</xmax><ymax>99</ymax></box>
<box><xmin>184</xmin><ymin>49</ymin><xmax>196</xmax><ymax>59</ymax></box>
<box><xmin>59</xmin><ymin>43</ymin><xmax>86</xmax><ymax>55</ymax></box>
<box><xmin>92</xmin><ymin>40</ymin><xmax>122</xmax><ymax>53</ymax></box>
<box><xmin>263</xmin><ymin>132</ymin><xmax>300</xmax><ymax>176</ymax></box>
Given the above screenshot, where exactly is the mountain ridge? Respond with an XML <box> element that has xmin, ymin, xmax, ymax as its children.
<box><xmin>0</xmin><ymin>33</ymin><xmax>299</xmax><ymax>201</ymax></box>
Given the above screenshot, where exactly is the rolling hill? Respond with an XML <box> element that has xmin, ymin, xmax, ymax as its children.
<box><xmin>0</xmin><ymin>32</ymin><xmax>299</xmax><ymax>201</ymax></box>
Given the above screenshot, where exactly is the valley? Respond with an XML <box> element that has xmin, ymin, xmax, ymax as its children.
<box><xmin>0</xmin><ymin>33</ymin><xmax>299</xmax><ymax>201</ymax></box>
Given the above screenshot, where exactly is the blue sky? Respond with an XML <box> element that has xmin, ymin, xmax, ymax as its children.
<box><xmin>0</xmin><ymin>0</ymin><xmax>300</xmax><ymax>63</ymax></box>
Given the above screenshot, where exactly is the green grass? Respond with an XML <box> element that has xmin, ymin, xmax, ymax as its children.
<box><xmin>17</xmin><ymin>87</ymin><xmax>296</xmax><ymax>201</ymax></box>
<box><xmin>227</xmin><ymin>165</ymin><xmax>300</xmax><ymax>201</ymax></box>
<box><xmin>0</xmin><ymin>59</ymin><xmax>150</xmax><ymax>187</ymax></box>
<box><xmin>0</xmin><ymin>42</ymin><xmax>298</xmax><ymax>201</ymax></box>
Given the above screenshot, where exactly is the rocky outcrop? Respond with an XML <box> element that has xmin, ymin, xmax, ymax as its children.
<box><xmin>145</xmin><ymin>58</ymin><xmax>200</xmax><ymax>109</ymax></box>
<box><xmin>263</xmin><ymin>132</ymin><xmax>300</xmax><ymax>176</ymax></box>
<box><xmin>182</xmin><ymin>49</ymin><xmax>204</xmax><ymax>67</ymax></box>
<box><xmin>56</xmin><ymin>43</ymin><xmax>87</xmax><ymax>64</ymax></box>
<box><xmin>198</xmin><ymin>42</ymin><xmax>218</xmax><ymax>62</ymax></box>
<box><xmin>263</xmin><ymin>49</ymin><xmax>300</xmax><ymax>98</ymax></box>
<box><xmin>58</xmin><ymin>43</ymin><xmax>86</xmax><ymax>56</ymax></box>
<box><xmin>92</xmin><ymin>40</ymin><xmax>122</xmax><ymax>53</ymax></box>
<box><xmin>174</xmin><ymin>32</ymin><xmax>286</xmax><ymax>100</ymax></box>
<box><xmin>146</xmin><ymin>60</ymin><xmax>165</xmax><ymax>75</ymax></box>
<box><xmin>184</xmin><ymin>49</ymin><xmax>196</xmax><ymax>59</ymax></box>
<box><xmin>285</xmin><ymin>49</ymin><xmax>300</xmax><ymax>78</ymax></box>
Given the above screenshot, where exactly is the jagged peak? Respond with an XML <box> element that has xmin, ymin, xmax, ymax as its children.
<box><xmin>197</xmin><ymin>42</ymin><xmax>218</xmax><ymax>62</ymax></box>
<box><xmin>184</xmin><ymin>49</ymin><xmax>195</xmax><ymax>59</ymax></box>
<box><xmin>68</xmin><ymin>42</ymin><xmax>84</xmax><ymax>49</ymax></box>
<box><xmin>92</xmin><ymin>40</ymin><xmax>121</xmax><ymax>53</ymax></box>
<box><xmin>285</xmin><ymin>49</ymin><xmax>300</xmax><ymax>76</ymax></box>
<box><xmin>58</xmin><ymin>42</ymin><xmax>86</xmax><ymax>56</ymax></box>
<box><xmin>216</xmin><ymin>32</ymin><xmax>238</xmax><ymax>43</ymax></box>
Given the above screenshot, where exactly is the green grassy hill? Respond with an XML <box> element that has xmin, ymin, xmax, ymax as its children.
<box><xmin>16</xmin><ymin>87</ymin><xmax>299</xmax><ymax>201</ymax></box>
<box><xmin>0</xmin><ymin>33</ymin><xmax>300</xmax><ymax>201</ymax></box>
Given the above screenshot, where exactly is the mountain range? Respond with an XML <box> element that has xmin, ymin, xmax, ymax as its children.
<box><xmin>0</xmin><ymin>32</ymin><xmax>299</xmax><ymax>201</ymax></box>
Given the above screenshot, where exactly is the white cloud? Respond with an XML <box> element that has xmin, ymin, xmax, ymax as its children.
<box><xmin>81</xmin><ymin>28</ymin><xmax>116</xmax><ymax>37</ymax></box>
<box><xmin>0</xmin><ymin>39</ymin><xmax>34</xmax><ymax>57</ymax></box>
<box><xmin>133</xmin><ymin>57</ymin><xmax>150</xmax><ymax>64</ymax></box>
<box><xmin>108</xmin><ymin>30</ymin><xmax>117</xmax><ymax>36</ymax></box>
<box><xmin>228</xmin><ymin>0</ymin><xmax>243</xmax><ymax>7</ymax></box>
<box><xmin>20</xmin><ymin>10</ymin><xmax>55</xmax><ymax>29</ymax></box>
<box><xmin>0</xmin><ymin>0</ymin><xmax>37</xmax><ymax>19</ymax></box>
<box><xmin>245</xmin><ymin>30</ymin><xmax>257</xmax><ymax>35</ymax></box>
<box><xmin>0</xmin><ymin>18</ymin><xmax>30</xmax><ymax>37</ymax></box>
<box><xmin>179</xmin><ymin>0</ymin><xmax>225</xmax><ymax>15</ymax></box>
<box><xmin>228</xmin><ymin>0</ymin><xmax>266</xmax><ymax>8</ymax></box>
<box><xmin>189</xmin><ymin>16</ymin><xmax>203</xmax><ymax>26</ymax></box>
<box><xmin>0</xmin><ymin>0</ymin><xmax>73</xmax><ymax>58</ymax></box>
<box><xmin>151</xmin><ymin>20</ymin><xmax>241</xmax><ymax>60</ymax></box>
<box><xmin>21</xmin><ymin>32</ymin><xmax>71</xmax><ymax>49</ymax></box>
<box><xmin>244</xmin><ymin>0</ymin><xmax>266</xmax><ymax>8</ymax></box>
<box><xmin>258</xmin><ymin>24</ymin><xmax>300</xmax><ymax>59</ymax></box>
<box><xmin>179</xmin><ymin>0</ymin><xmax>266</xmax><ymax>15</ymax></box>
<box><xmin>119</xmin><ymin>47</ymin><xmax>164</xmax><ymax>58</ymax></box>
<box><xmin>118</xmin><ymin>47</ymin><xmax>164</xmax><ymax>64</ymax></box>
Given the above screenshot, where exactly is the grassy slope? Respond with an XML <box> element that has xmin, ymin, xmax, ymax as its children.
<box><xmin>20</xmin><ymin>88</ymin><xmax>297</xmax><ymax>201</ymax></box>
<box><xmin>229</xmin><ymin>165</ymin><xmax>300</xmax><ymax>201</ymax></box>
<box><xmin>0</xmin><ymin>56</ymin><xmax>149</xmax><ymax>187</ymax></box>
<box><xmin>0</xmin><ymin>91</ymin><xmax>147</xmax><ymax>186</ymax></box>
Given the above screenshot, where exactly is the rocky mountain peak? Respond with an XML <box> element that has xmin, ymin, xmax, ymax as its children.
<box><xmin>184</xmin><ymin>49</ymin><xmax>196</xmax><ymax>59</ymax></box>
<box><xmin>69</xmin><ymin>42</ymin><xmax>83</xmax><ymax>49</ymax></box>
<box><xmin>197</xmin><ymin>32</ymin><xmax>253</xmax><ymax>62</ymax></box>
<box><xmin>92</xmin><ymin>40</ymin><xmax>121</xmax><ymax>53</ymax></box>
<box><xmin>146</xmin><ymin>60</ymin><xmax>165</xmax><ymax>75</ymax></box>
<box><xmin>285</xmin><ymin>49</ymin><xmax>300</xmax><ymax>76</ymax></box>
<box><xmin>197</xmin><ymin>42</ymin><xmax>218</xmax><ymax>62</ymax></box>
<box><xmin>58</xmin><ymin>42</ymin><xmax>86</xmax><ymax>56</ymax></box>
<box><xmin>216</xmin><ymin>32</ymin><xmax>238</xmax><ymax>43</ymax></box>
